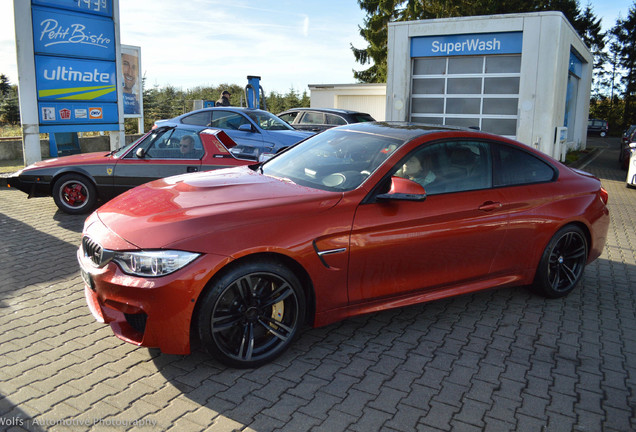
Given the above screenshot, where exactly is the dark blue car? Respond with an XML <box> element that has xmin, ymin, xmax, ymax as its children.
<box><xmin>155</xmin><ymin>107</ymin><xmax>314</xmax><ymax>160</ymax></box>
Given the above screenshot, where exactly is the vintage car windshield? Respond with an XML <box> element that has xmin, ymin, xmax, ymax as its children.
<box><xmin>245</xmin><ymin>111</ymin><xmax>295</xmax><ymax>131</ymax></box>
<box><xmin>261</xmin><ymin>127</ymin><xmax>404</xmax><ymax>191</ymax></box>
<box><xmin>112</xmin><ymin>139</ymin><xmax>139</xmax><ymax>158</ymax></box>
<box><xmin>112</xmin><ymin>128</ymin><xmax>175</xmax><ymax>158</ymax></box>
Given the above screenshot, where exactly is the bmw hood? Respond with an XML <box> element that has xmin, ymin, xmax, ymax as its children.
<box><xmin>265</xmin><ymin>130</ymin><xmax>314</xmax><ymax>148</ymax></box>
<box><xmin>95</xmin><ymin>165</ymin><xmax>342</xmax><ymax>249</ymax></box>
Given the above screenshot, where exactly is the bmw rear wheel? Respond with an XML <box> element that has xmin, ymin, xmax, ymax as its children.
<box><xmin>197</xmin><ymin>260</ymin><xmax>306</xmax><ymax>368</ymax></box>
<box><xmin>52</xmin><ymin>174</ymin><xmax>97</xmax><ymax>214</ymax></box>
<box><xmin>532</xmin><ymin>225</ymin><xmax>588</xmax><ymax>298</ymax></box>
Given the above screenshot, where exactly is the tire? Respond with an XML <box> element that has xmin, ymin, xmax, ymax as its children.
<box><xmin>52</xmin><ymin>174</ymin><xmax>97</xmax><ymax>214</ymax></box>
<box><xmin>197</xmin><ymin>259</ymin><xmax>306</xmax><ymax>368</ymax></box>
<box><xmin>532</xmin><ymin>225</ymin><xmax>588</xmax><ymax>298</ymax></box>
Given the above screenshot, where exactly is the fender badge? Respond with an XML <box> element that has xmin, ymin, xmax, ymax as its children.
<box><xmin>107</xmin><ymin>168</ymin><xmax>113</xmax><ymax>175</ymax></box>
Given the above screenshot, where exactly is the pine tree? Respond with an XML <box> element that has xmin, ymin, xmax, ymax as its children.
<box><xmin>613</xmin><ymin>2</ymin><xmax>636</xmax><ymax>123</ymax></box>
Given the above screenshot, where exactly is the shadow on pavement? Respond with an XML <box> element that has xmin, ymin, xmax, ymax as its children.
<box><xmin>0</xmin><ymin>396</ymin><xmax>46</xmax><ymax>431</ymax></box>
<box><xmin>0</xmin><ymin>213</ymin><xmax>83</xmax><ymax>307</ymax></box>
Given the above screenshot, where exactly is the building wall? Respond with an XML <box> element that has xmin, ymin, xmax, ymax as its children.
<box><xmin>0</xmin><ymin>134</ymin><xmax>142</xmax><ymax>161</ymax></box>
<box><xmin>308</xmin><ymin>84</ymin><xmax>387</xmax><ymax>121</ymax></box>
<box><xmin>387</xmin><ymin>12</ymin><xmax>593</xmax><ymax>160</ymax></box>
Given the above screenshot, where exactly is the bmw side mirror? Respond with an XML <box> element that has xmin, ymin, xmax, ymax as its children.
<box><xmin>376</xmin><ymin>176</ymin><xmax>427</xmax><ymax>201</ymax></box>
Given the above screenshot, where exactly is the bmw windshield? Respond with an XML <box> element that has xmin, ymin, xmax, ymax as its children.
<box><xmin>245</xmin><ymin>111</ymin><xmax>295</xmax><ymax>131</ymax></box>
<box><xmin>261</xmin><ymin>127</ymin><xmax>404</xmax><ymax>191</ymax></box>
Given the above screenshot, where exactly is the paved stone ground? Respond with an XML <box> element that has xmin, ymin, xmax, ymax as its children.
<box><xmin>0</xmin><ymin>138</ymin><xmax>634</xmax><ymax>432</ymax></box>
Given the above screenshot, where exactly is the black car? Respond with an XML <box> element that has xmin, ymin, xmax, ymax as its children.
<box><xmin>620</xmin><ymin>125</ymin><xmax>636</xmax><ymax>169</ymax></box>
<box><xmin>278</xmin><ymin>108</ymin><xmax>375</xmax><ymax>132</ymax></box>
<box><xmin>619</xmin><ymin>125</ymin><xmax>636</xmax><ymax>167</ymax></box>
<box><xmin>587</xmin><ymin>119</ymin><xmax>609</xmax><ymax>137</ymax></box>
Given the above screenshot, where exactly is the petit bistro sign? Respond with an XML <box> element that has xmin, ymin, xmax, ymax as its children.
<box><xmin>411</xmin><ymin>31</ymin><xmax>523</xmax><ymax>57</ymax></box>
<box><xmin>32</xmin><ymin>6</ymin><xmax>115</xmax><ymax>60</ymax></box>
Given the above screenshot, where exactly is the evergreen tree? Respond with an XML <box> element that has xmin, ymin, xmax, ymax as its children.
<box><xmin>0</xmin><ymin>75</ymin><xmax>19</xmax><ymax>124</ymax></box>
<box><xmin>613</xmin><ymin>2</ymin><xmax>636</xmax><ymax>124</ymax></box>
<box><xmin>576</xmin><ymin>2</ymin><xmax>605</xmax><ymax>68</ymax></box>
<box><xmin>0</xmin><ymin>74</ymin><xmax>10</xmax><ymax>97</ymax></box>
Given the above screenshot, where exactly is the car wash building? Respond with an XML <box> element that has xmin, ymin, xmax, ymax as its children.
<box><xmin>386</xmin><ymin>12</ymin><xmax>593</xmax><ymax>160</ymax></box>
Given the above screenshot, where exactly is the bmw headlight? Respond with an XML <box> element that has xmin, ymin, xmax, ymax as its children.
<box><xmin>113</xmin><ymin>250</ymin><xmax>200</xmax><ymax>277</ymax></box>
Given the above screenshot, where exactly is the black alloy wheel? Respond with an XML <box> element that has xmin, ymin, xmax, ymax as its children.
<box><xmin>533</xmin><ymin>225</ymin><xmax>588</xmax><ymax>298</ymax></box>
<box><xmin>197</xmin><ymin>260</ymin><xmax>305</xmax><ymax>368</ymax></box>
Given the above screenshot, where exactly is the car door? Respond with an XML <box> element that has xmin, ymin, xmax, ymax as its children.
<box><xmin>347</xmin><ymin>140</ymin><xmax>510</xmax><ymax>303</ymax></box>
<box><xmin>297</xmin><ymin>111</ymin><xmax>330</xmax><ymax>132</ymax></box>
<box><xmin>210</xmin><ymin>110</ymin><xmax>265</xmax><ymax>159</ymax></box>
<box><xmin>112</xmin><ymin>128</ymin><xmax>203</xmax><ymax>194</ymax></box>
<box><xmin>484</xmin><ymin>142</ymin><xmax>561</xmax><ymax>275</ymax></box>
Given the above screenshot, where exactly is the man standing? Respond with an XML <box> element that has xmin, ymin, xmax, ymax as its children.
<box><xmin>122</xmin><ymin>52</ymin><xmax>140</xmax><ymax>115</ymax></box>
<box><xmin>215</xmin><ymin>90</ymin><xmax>231</xmax><ymax>107</ymax></box>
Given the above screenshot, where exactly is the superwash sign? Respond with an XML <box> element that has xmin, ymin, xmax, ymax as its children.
<box><xmin>32</xmin><ymin>0</ymin><xmax>118</xmax><ymax>129</ymax></box>
<box><xmin>411</xmin><ymin>31</ymin><xmax>523</xmax><ymax>57</ymax></box>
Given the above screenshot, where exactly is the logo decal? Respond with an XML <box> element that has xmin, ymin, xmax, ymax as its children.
<box><xmin>106</xmin><ymin>167</ymin><xmax>113</xmax><ymax>175</ymax></box>
<box><xmin>59</xmin><ymin>108</ymin><xmax>71</xmax><ymax>119</ymax></box>
<box><xmin>41</xmin><ymin>107</ymin><xmax>56</xmax><ymax>121</ymax></box>
<box><xmin>89</xmin><ymin>107</ymin><xmax>103</xmax><ymax>119</ymax></box>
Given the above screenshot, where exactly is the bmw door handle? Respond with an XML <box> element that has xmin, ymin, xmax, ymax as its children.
<box><xmin>478</xmin><ymin>201</ymin><xmax>502</xmax><ymax>211</ymax></box>
<box><xmin>187</xmin><ymin>166</ymin><xmax>199</xmax><ymax>173</ymax></box>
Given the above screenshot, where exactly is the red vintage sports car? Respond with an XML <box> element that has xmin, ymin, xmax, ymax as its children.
<box><xmin>7</xmin><ymin>126</ymin><xmax>254</xmax><ymax>214</ymax></box>
<box><xmin>77</xmin><ymin>122</ymin><xmax>610</xmax><ymax>368</ymax></box>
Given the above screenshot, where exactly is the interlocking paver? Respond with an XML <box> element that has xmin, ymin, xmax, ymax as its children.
<box><xmin>1</xmin><ymin>138</ymin><xmax>635</xmax><ymax>431</ymax></box>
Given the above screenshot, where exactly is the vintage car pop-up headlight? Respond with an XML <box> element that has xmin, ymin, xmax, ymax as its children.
<box><xmin>113</xmin><ymin>250</ymin><xmax>200</xmax><ymax>277</ymax></box>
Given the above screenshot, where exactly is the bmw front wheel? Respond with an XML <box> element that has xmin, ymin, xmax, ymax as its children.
<box><xmin>197</xmin><ymin>260</ymin><xmax>306</xmax><ymax>368</ymax></box>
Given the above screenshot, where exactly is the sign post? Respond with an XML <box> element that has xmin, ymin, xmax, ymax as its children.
<box><xmin>14</xmin><ymin>0</ymin><xmax>124</xmax><ymax>164</ymax></box>
<box><xmin>122</xmin><ymin>44</ymin><xmax>144</xmax><ymax>133</ymax></box>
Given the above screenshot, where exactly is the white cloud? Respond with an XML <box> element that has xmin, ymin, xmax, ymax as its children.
<box><xmin>302</xmin><ymin>15</ymin><xmax>310</xmax><ymax>37</ymax></box>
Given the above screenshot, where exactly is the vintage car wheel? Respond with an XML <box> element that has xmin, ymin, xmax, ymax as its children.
<box><xmin>532</xmin><ymin>225</ymin><xmax>588</xmax><ymax>298</ymax></box>
<box><xmin>197</xmin><ymin>260</ymin><xmax>306</xmax><ymax>368</ymax></box>
<box><xmin>52</xmin><ymin>174</ymin><xmax>97</xmax><ymax>215</ymax></box>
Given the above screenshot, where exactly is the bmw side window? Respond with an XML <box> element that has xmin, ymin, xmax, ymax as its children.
<box><xmin>493</xmin><ymin>144</ymin><xmax>556</xmax><ymax>187</ymax></box>
<box><xmin>181</xmin><ymin>112</ymin><xmax>211</xmax><ymax>126</ymax></box>
<box><xmin>279</xmin><ymin>112</ymin><xmax>298</xmax><ymax>123</ymax></box>
<box><xmin>211</xmin><ymin>111</ymin><xmax>250</xmax><ymax>130</ymax></box>
<box><xmin>393</xmin><ymin>141</ymin><xmax>491</xmax><ymax>195</ymax></box>
<box><xmin>326</xmin><ymin>114</ymin><xmax>346</xmax><ymax>125</ymax></box>
<box><xmin>303</xmin><ymin>112</ymin><xmax>325</xmax><ymax>124</ymax></box>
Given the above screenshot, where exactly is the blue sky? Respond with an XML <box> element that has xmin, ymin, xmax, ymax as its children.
<box><xmin>0</xmin><ymin>0</ymin><xmax>633</xmax><ymax>93</ymax></box>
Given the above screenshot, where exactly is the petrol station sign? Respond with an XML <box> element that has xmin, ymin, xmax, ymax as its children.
<box><xmin>32</xmin><ymin>0</ymin><xmax>113</xmax><ymax>17</ymax></box>
<box><xmin>30</xmin><ymin>0</ymin><xmax>119</xmax><ymax>130</ymax></box>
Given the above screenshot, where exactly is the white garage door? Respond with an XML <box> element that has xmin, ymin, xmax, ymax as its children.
<box><xmin>336</xmin><ymin>95</ymin><xmax>386</xmax><ymax>121</ymax></box>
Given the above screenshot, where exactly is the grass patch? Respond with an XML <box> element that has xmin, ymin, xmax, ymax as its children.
<box><xmin>0</xmin><ymin>158</ymin><xmax>24</xmax><ymax>174</ymax></box>
<box><xmin>0</xmin><ymin>124</ymin><xmax>21</xmax><ymax>138</ymax></box>
<box><xmin>565</xmin><ymin>149</ymin><xmax>591</xmax><ymax>165</ymax></box>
